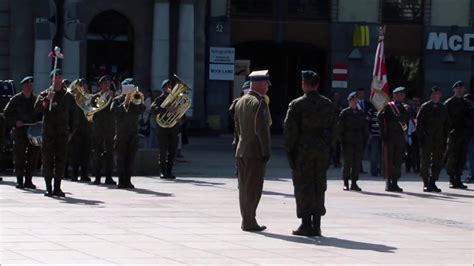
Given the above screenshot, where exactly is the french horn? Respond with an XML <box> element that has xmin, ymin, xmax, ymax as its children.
<box><xmin>67</xmin><ymin>79</ymin><xmax>113</xmax><ymax>122</ymax></box>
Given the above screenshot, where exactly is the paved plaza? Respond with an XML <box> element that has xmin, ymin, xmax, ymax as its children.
<box><xmin>0</xmin><ymin>136</ymin><xmax>473</xmax><ymax>265</ymax></box>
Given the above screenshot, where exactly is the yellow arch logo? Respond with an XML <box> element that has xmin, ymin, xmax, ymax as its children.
<box><xmin>353</xmin><ymin>25</ymin><xmax>370</xmax><ymax>47</ymax></box>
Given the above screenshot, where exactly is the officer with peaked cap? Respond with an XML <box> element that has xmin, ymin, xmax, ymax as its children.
<box><xmin>234</xmin><ymin>70</ymin><xmax>271</xmax><ymax>232</ymax></box>
<box><xmin>378</xmin><ymin>86</ymin><xmax>409</xmax><ymax>192</ymax></box>
<box><xmin>4</xmin><ymin>76</ymin><xmax>42</xmax><ymax>189</ymax></box>
<box><xmin>337</xmin><ymin>91</ymin><xmax>369</xmax><ymax>191</ymax></box>
<box><xmin>284</xmin><ymin>70</ymin><xmax>338</xmax><ymax>236</ymax></box>
<box><xmin>34</xmin><ymin>69</ymin><xmax>77</xmax><ymax>197</ymax></box>
<box><xmin>444</xmin><ymin>81</ymin><xmax>469</xmax><ymax>189</ymax></box>
<box><xmin>416</xmin><ymin>86</ymin><xmax>448</xmax><ymax>192</ymax></box>
<box><xmin>91</xmin><ymin>75</ymin><xmax>116</xmax><ymax>185</ymax></box>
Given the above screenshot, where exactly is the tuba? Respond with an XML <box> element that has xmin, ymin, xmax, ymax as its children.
<box><xmin>156</xmin><ymin>74</ymin><xmax>192</xmax><ymax>128</ymax></box>
<box><xmin>67</xmin><ymin>79</ymin><xmax>113</xmax><ymax>122</ymax></box>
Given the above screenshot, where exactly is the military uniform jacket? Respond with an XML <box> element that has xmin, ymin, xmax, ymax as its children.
<box><xmin>73</xmin><ymin>106</ymin><xmax>92</xmax><ymax>137</ymax></box>
<box><xmin>151</xmin><ymin>92</ymin><xmax>179</xmax><ymax>130</ymax></box>
<box><xmin>34</xmin><ymin>88</ymin><xmax>77</xmax><ymax>136</ymax></box>
<box><xmin>234</xmin><ymin>91</ymin><xmax>271</xmax><ymax>159</ymax></box>
<box><xmin>284</xmin><ymin>91</ymin><xmax>337</xmax><ymax>168</ymax></box>
<box><xmin>111</xmin><ymin>94</ymin><xmax>146</xmax><ymax>137</ymax></box>
<box><xmin>4</xmin><ymin>92</ymin><xmax>42</xmax><ymax>135</ymax></box>
<box><xmin>416</xmin><ymin>101</ymin><xmax>449</xmax><ymax>143</ymax></box>
<box><xmin>91</xmin><ymin>92</ymin><xmax>115</xmax><ymax>137</ymax></box>
<box><xmin>377</xmin><ymin>101</ymin><xmax>409</xmax><ymax>141</ymax></box>
<box><xmin>444</xmin><ymin>96</ymin><xmax>471</xmax><ymax>137</ymax></box>
<box><xmin>464</xmin><ymin>94</ymin><xmax>474</xmax><ymax>137</ymax></box>
<box><xmin>338</xmin><ymin>107</ymin><xmax>369</xmax><ymax>145</ymax></box>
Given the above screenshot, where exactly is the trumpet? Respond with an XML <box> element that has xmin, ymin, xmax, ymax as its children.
<box><xmin>123</xmin><ymin>86</ymin><xmax>144</xmax><ymax>112</ymax></box>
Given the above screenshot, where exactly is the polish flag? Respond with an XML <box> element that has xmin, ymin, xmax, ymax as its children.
<box><xmin>370</xmin><ymin>30</ymin><xmax>390</xmax><ymax>111</ymax></box>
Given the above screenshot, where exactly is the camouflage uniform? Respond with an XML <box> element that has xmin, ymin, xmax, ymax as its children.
<box><xmin>111</xmin><ymin>94</ymin><xmax>145</xmax><ymax>188</ymax></box>
<box><xmin>284</xmin><ymin>91</ymin><xmax>337</xmax><ymax>225</ymax></box>
<box><xmin>70</xmin><ymin>106</ymin><xmax>92</xmax><ymax>181</ymax></box>
<box><xmin>416</xmin><ymin>100</ymin><xmax>449</xmax><ymax>191</ymax></box>
<box><xmin>34</xmin><ymin>88</ymin><xmax>76</xmax><ymax>196</ymax></box>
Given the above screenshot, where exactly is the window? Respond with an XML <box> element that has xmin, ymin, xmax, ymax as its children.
<box><xmin>382</xmin><ymin>0</ymin><xmax>424</xmax><ymax>23</ymax></box>
<box><xmin>231</xmin><ymin>0</ymin><xmax>274</xmax><ymax>16</ymax></box>
<box><xmin>287</xmin><ymin>0</ymin><xmax>331</xmax><ymax>20</ymax></box>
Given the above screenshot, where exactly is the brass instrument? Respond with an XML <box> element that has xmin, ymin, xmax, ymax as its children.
<box><xmin>123</xmin><ymin>86</ymin><xmax>144</xmax><ymax>112</ymax></box>
<box><xmin>156</xmin><ymin>74</ymin><xmax>192</xmax><ymax>128</ymax></box>
<box><xmin>67</xmin><ymin>79</ymin><xmax>113</xmax><ymax>122</ymax></box>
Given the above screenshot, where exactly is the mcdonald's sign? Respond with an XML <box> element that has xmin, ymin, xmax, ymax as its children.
<box><xmin>353</xmin><ymin>25</ymin><xmax>370</xmax><ymax>47</ymax></box>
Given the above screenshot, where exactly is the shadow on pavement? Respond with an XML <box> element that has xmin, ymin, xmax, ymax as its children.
<box><xmin>258</xmin><ymin>232</ymin><xmax>396</xmax><ymax>253</ymax></box>
<box><xmin>107</xmin><ymin>186</ymin><xmax>174</xmax><ymax>197</ymax></box>
<box><xmin>357</xmin><ymin>191</ymin><xmax>402</xmax><ymax>198</ymax></box>
<box><xmin>441</xmin><ymin>192</ymin><xmax>474</xmax><ymax>199</ymax></box>
<box><xmin>263</xmin><ymin>190</ymin><xmax>294</xmax><ymax>198</ymax></box>
<box><xmin>172</xmin><ymin>179</ymin><xmax>226</xmax><ymax>187</ymax></box>
<box><xmin>53</xmin><ymin>196</ymin><xmax>104</xmax><ymax>206</ymax></box>
<box><xmin>402</xmin><ymin>191</ymin><xmax>462</xmax><ymax>202</ymax></box>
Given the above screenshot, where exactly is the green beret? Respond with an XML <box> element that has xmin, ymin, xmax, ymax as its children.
<box><xmin>121</xmin><ymin>78</ymin><xmax>134</xmax><ymax>85</ymax></box>
<box><xmin>50</xmin><ymin>68</ymin><xmax>63</xmax><ymax>78</ymax></box>
<box><xmin>98</xmin><ymin>75</ymin><xmax>111</xmax><ymax>84</ymax></box>
<box><xmin>161</xmin><ymin>79</ymin><xmax>171</xmax><ymax>89</ymax></box>
<box><xmin>241</xmin><ymin>81</ymin><xmax>250</xmax><ymax>90</ymax></box>
<box><xmin>347</xmin><ymin>91</ymin><xmax>357</xmax><ymax>101</ymax></box>
<box><xmin>393</xmin><ymin>86</ymin><xmax>405</xmax><ymax>94</ymax></box>
<box><xmin>430</xmin><ymin>86</ymin><xmax>441</xmax><ymax>93</ymax></box>
<box><xmin>20</xmin><ymin>76</ymin><xmax>34</xmax><ymax>84</ymax></box>
<box><xmin>301</xmin><ymin>70</ymin><xmax>320</xmax><ymax>83</ymax></box>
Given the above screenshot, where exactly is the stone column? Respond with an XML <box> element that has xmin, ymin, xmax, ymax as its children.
<box><xmin>62</xmin><ymin>0</ymin><xmax>83</xmax><ymax>81</ymax></box>
<box><xmin>33</xmin><ymin>18</ymin><xmax>54</xmax><ymax>93</ymax></box>
<box><xmin>151</xmin><ymin>0</ymin><xmax>170</xmax><ymax>91</ymax></box>
<box><xmin>176</xmin><ymin>0</ymin><xmax>194</xmax><ymax>116</ymax></box>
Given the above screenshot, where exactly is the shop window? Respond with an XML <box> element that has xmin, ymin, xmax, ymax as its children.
<box><xmin>231</xmin><ymin>0</ymin><xmax>274</xmax><ymax>16</ymax></box>
<box><xmin>382</xmin><ymin>0</ymin><xmax>424</xmax><ymax>23</ymax></box>
<box><xmin>287</xmin><ymin>0</ymin><xmax>330</xmax><ymax>20</ymax></box>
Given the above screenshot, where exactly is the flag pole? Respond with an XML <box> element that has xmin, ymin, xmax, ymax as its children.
<box><xmin>49</xmin><ymin>46</ymin><xmax>62</xmax><ymax>111</ymax></box>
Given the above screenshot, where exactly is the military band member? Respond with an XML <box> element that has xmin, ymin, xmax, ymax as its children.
<box><xmin>4</xmin><ymin>76</ymin><xmax>41</xmax><ymax>189</ymax></box>
<box><xmin>151</xmin><ymin>79</ymin><xmax>179</xmax><ymax>180</ymax></box>
<box><xmin>284</xmin><ymin>70</ymin><xmax>337</xmax><ymax>236</ymax></box>
<box><xmin>464</xmin><ymin>87</ymin><xmax>474</xmax><ymax>184</ymax></box>
<box><xmin>338</xmin><ymin>91</ymin><xmax>369</xmax><ymax>191</ymax></box>
<box><xmin>378</xmin><ymin>87</ymin><xmax>409</xmax><ymax>192</ymax></box>
<box><xmin>34</xmin><ymin>69</ymin><xmax>77</xmax><ymax>197</ymax></box>
<box><xmin>445</xmin><ymin>81</ymin><xmax>470</xmax><ymax>189</ymax></box>
<box><xmin>111</xmin><ymin>78</ymin><xmax>145</xmax><ymax>189</ymax></box>
<box><xmin>234</xmin><ymin>70</ymin><xmax>271</xmax><ymax>232</ymax></box>
<box><xmin>416</xmin><ymin>86</ymin><xmax>449</xmax><ymax>192</ymax></box>
<box><xmin>70</xmin><ymin>79</ymin><xmax>92</xmax><ymax>182</ymax></box>
<box><xmin>92</xmin><ymin>75</ymin><xmax>116</xmax><ymax>185</ymax></box>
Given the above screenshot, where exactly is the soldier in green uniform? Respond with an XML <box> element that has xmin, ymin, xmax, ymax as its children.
<box><xmin>151</xmin><ymin>79</ymin><xmax>179</xmax><ymax>180</ymax></box>
<box><xmin>338</xmin><ymin>91</ymin><xmax>369</xmax><ymax>191</ymax></box>
<box><xmin>92</xmin><ymin>75</ymin><xmax>116</xmax><ymax>185</ymax></box>
<box><xmin>111</xmin><ymin>78</ymin><xmax>146</xmax><ymax>189</ymax></box>
<box><xmin>234</xmin><ymin>70</ymin><xmax>271</xmax><ymax>232</ymax></box>
<box><xmin>229</xmin><ymin>81</ymin><xmax>250</xmax><ymax>177</ymax></box>
<box><xmin>444</xmin><ymin>80</ymin><xmax>469</xmax><ymax>189</ymax></box>
<box><xmin>284</xmin><ymin>70</ymin><xmax>337</xmax><ymax>236</ymax></box>
<box><xmin>69</xmin><ymin>78</ymin><xmax>92</xmax><ymax>182</ymax></box>
<box><xmin>416</xmin><ymin>86</ymin><xmax>449</xmax><ymax>193</ymax></box>
<box><xmin>4</xmin><ymin>76</ymin><xmax>41</xmax><ymax>189</ymax></box>
<box><xmin>378</xmin><ymin>87</ymin><xmax>409</xmax><ymax>192</ymax></box>
<box><xmin>34</xmin><ymin>69</ymin><xmax>77</xmax><ymax>197</ymax></box>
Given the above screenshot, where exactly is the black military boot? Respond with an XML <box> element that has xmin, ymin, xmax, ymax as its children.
<box><xmin>53</xmin><ymin>178</ymin><xmax>66</xmax><ymax>197</ymax></box>
<box><xmin>342</xmin><ymin>179</ymin><xmax>349</xmax><ymax>191</ymax></box>
<box><xmin>385</xmin><ymin>180</ymin><xmax>394</xmax><ymax>192</ymax></box>
<box><xmin>312</xmin><ymin>215</ymin><xmax>322</xmax><ymax>237</ymax></box>
<box><xmin>429</xmin><ymin>179</ymin><xmax>442</xmax><ymax>193</ymax></box>
<box><xmin>166</xmin><ymin>165</ymin><xmax>176</xmax><ymax>180</ymax></box>
<box><xmin>449</xmin><ymin>176</ymin><xmax>457</xmax><ymax>188</ymax></box>
<box><xmin>422</xmin><ymin>176</ymin><xmax>431</xmax><ymax>192</ymax></box>
<box><xmin>126</xmin><ymin>176</ymin><xmax>135</xmax><ymax>189</ymax></box>
<box><xmin>117</xmin><ymin>175</ymin><xmax>127</xmax><ymax>189</ymax></box>
<box><xmin>23</xmin><ymin>176</ymin><xmax>36</xmax><ymax>189</ymax></box>
<box><xmin>392</xmin><ymin>179</ymin><xmax>403</xmax><ymax>192</ymax></box>
<box><xmin>80</xmin><ymin>168</ymin><xmax>91</xmax><ymax>182</ymax></box>
<box><xmin>16</xmin><ymin>176</ymin><xmax>24</xmax><ymax>189</ymax></box>
<box><xmin>159</xmin><ymin>165</ymin><xmax>167</xmax><ymax>179</ymax></box>
<box><xmin>93</xmin><ymin>176</ymin><xmax>101</xmax><ymax>185</ymax></box>
<box><xmin>292</xmin><ymin>216</ymin><xmax>313</xmax><ymax>236</ymax></box>
<box><xmin>456</xmin><ymin>176</ymin><xmax>467</xmax><ymax>189</ymax></box>
<box><xmin>350</xmin><ymin>180</ymin><xmax>362</xmax><ymax>191</ymax></box>
<box><xmin>44</xmin><ymin>177</ymin><xmax>53</xmax><ymax>197</ymax></box>
<box><xmin>104</xmin><ymin>176</ymin><xmax>117</xmax><ymax>185</ymax></box>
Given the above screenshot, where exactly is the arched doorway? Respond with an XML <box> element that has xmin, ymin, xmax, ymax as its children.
<box><xmin>87</xmin><ymin>10</ymin><xmax>134</xmax><ymax>91</ymax></box>
<box><xmin>235</xmin><ymin>41</ymin><xmax>327</xmax><ymax>132</ymax></box>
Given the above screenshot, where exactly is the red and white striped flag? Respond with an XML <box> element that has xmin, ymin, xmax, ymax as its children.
<box><xmin>370</xmin><ymin>28</ymin><xmax>390</xmax><ymax>111</ymax></box>
<box><xmin>48</xmin><ymin>47</ymin><xmax>64</xmax><ymax>59</ymax></box>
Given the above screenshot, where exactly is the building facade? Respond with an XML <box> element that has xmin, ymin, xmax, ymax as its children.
<box><xmin>1</xmin><ymin>0</ymin><xmax>473</xmax><ymax>132</ymax></box>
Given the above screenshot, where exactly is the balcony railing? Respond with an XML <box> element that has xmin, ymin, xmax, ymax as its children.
<box><xmin>382</xmin><ymin>0</ymin><xmax>424</xmax><ymax>23</ymax></box>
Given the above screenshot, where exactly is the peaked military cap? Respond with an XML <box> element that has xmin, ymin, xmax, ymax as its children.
<box><xmin>452</xmin><ymin>80</ymin><xmax>464</xmax><ymax>88</ymax></box>
<box><xmin>98</xmin><ymin>75</ymin><xmax>111</xmax><ymax>84</ymax></box>
<box><xmin>161</xmin><ymin>79</ymin><xmax>171</xmax><ymax>89</ymax></box>
<box><xmin>49</xmin><ymin>68</ymin><xmax>63</xmax><ymax>78</ymax></box>
<box><xmin>121</xmin><ymin>78</ymin><xmax>134</xmax><ymax>85</ymax></box>
<box><xmin>430</xmin><ymin>86</ymin><xmax>441</xmax><ymax>93</ymax></box>
<box><xmin>241</xmin><ymin>81</ymin><xmax>251</xmax><ymax>90</ymax></box>
<box><xmin>347</xmin><ymin>91</ymin><xmax>357</xmax><ymax>101</ymax></box>
<box><xmin>393</xmin><ymin>86</ymin><xmax>405</xmax><ymax>94</ymax></box>
<box><xmin>249</xmin><ymin>70</ymin><xmax>271</xmax><ymax>85</ymax></box>
<box><xmin>20</xmin><ymin>76</ymin><xmax>34</xmax><ymax>84</ymax></box>
<box><xmin>301</xmin><ymin>70</ymin><xmax>320</xmax><ymax>83</ymax></box>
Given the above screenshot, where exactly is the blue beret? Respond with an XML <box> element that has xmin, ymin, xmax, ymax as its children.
<box><xmin>430</xmin><ymin>86</ymin><xmax>441</xmax><ymax>93</ymax></box>
<box><xmin>98</xmin><ymin>75</ymin><xmax>111</xmax><ymax>84</ymax></box>
<box><xmin>20</xmin><ymin>76</ymin><xmax>34</xmax><ymax>84</ymax></box>
<box><xmin>347</xmin><ymin>91</ymin><xmax>357</xmax><ymax>101</ymax></box>
<box><xmin>241</xmin><ymin>81</ymin><xmax>251</xmax><ymax>90</ymax></box>
<box><xmin>49</xmin><ymin>68</ymin><xmax>62</xmax><ymax>78</ymax></box>
<box><xmin>393</xmin><ymin>86</ymin><xmax>405</xmax><ymax>94</ymax></box>
<box><xmin>452</xmin><ymin>80</ymin><xmax>464</xmax><ymax>88</ymax></box>
<box><xmin>301</xmin><ymin>70</ymin><xmax>320</xmax><ymax>83</ymax></box>
<box><xmin>121</xmin><ymin>78</ymin><xmax>134</xmax><ymax>85</ymax></box>
<box><xmin>161</xmin><ymin>79</ymin><xmax>171</xmax><ymax>89</ymax></box>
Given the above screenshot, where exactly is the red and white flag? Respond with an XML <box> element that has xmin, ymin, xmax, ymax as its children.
<box><xmin>370</xmin><ymin>30</ymin><xmax>390</xmax><ymax>111</ymax></box>
<box><xmin>48</xmin><ymin>47</ymin><xmax>64</xmax><ymax>59</ymax></box>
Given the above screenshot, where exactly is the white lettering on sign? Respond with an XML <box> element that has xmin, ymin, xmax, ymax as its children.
<box><xmin>426</xmin><ymin>32</ymin><xmax>474</xmax><ymax>52</ymax></box>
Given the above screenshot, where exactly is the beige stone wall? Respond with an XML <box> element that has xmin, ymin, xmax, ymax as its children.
<box><xmin>338</xmin><ymin>0</ymin><xmax>379</xmax><ymax>22</ymax></box>
<box><xmin>430</xmin><ymin>0</ymin><xmax>471</xmax><ymax>26</ymax></box>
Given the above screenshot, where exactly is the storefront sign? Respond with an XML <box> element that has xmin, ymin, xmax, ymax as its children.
<box><xmin>426</xmin><ymin>32</ymin><xmax>474</xmax><ymax>52</ymax></box>
<box><xmin>210</xmin><ymin>47</ymin><xmax>235</xmax><ymax>64</ymax></box>
<box><xmin>209</xmin><ymin>64</ymin><xmax>235</xmax><ymax>80</ymax></box>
